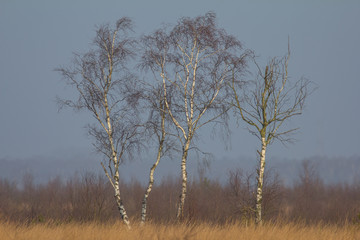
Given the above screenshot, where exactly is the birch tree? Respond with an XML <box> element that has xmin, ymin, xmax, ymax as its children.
<box><xmin>56</xmin><ymin>18</ymin><xmax>140</xmax><ymax>228</ymax></box>
<box><xmin>140</xmin><ymin>82</ymin><xmax>175</xmax><ymax>224</ymax></box>
<box><xmin>230</xmin><ymin>47</ymin><xmax>310</xmax><ymax>225</ymax></box>
<box><xmin>141</xmin><ymin>12</ymin><xmax>248</xmax><ymax>220</ymax></box>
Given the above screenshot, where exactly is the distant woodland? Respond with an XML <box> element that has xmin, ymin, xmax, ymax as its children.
<box><xmin>1</xmin><ymin>160</ymin><xmax>359</xmax><ymax>225</ymax></box>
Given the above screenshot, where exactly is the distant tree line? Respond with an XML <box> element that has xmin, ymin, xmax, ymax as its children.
<box><xmin>0</xmin><ymin>161</ymin><xmax>359</xmax><ymax>225</ymax></box>
<box><xmin>55</xmin><ymin>12</ymin><xmax>312</xmax><ymax>227</ymax></box>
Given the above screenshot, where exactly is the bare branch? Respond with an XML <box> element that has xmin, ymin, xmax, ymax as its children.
<box><xmin>140</xmin><ymin>12</ymin><xmax>249</xmax><ymax>221</ymax></box>
<box><xmin>230</xmin><ymin>43</ymin><xmax>314</xmax><ymax>224</ymax></box>
<box><xmin>56</xmin><ymin>17</ymin><xmax>139</xmax><ymax>228</ymax></box>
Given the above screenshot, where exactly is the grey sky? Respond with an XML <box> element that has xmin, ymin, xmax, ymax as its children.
<box><xmin>1</xmin><ymin>0</ymin><xmax>359</xmax><ymax>167</ymax></box>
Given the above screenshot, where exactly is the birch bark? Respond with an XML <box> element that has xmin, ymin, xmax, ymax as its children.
<box><xmin>114</xmin><ymin>173</ymin><xmax>130</xmax><ymax>228</ymax></box>
<box><xmin>255</xmin><ymin>137</ymin><xmax>267</xmax><ymax>225</ymax></box>
<box><xmin>141</xmin><ymin>120</ymin><xmax>165</xmax><ymax>224</ymax></box>
<box><xmin>104</xmin><ymin>85</ymin><xmax>131</xmax><ymax>228</ymax></box>
<box><xmin>177</xmin><ymin>137</ymin><xmax>191</xmax><ymax>220</ymax></box>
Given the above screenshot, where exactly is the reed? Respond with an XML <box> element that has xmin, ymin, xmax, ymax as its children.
<box><xmin>1</xmin><ymin>220</ymin><xmax>359</xmax><ymax>240</ymax></box>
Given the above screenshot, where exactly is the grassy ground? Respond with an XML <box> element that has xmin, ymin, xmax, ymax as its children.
<box><xmin>1</xmin><ymin>221</ymin><xmax>359</xmax><ymax>240</ymax></box>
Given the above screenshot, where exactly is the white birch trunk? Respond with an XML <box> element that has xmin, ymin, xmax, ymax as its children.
<box><xmin>103</xmin><ymin>92</ymin><xmax>131</xmax><ymax>228</ymax></box>
<box><xmin>114</xmin><ymin>172</ymin><xmax>131</xmax><ymax>229</ymax></box>
<box><xmin>141</xmin><ymin>140</ymin><xmax>163</xmax><ymax>225</ymax></box>
<box><xmin>255</xmin><ymin>137</ymin><xmax>267</xmax><ymax>225</ymax></box>
<box><xmin>106</xmin><ymin>123</ymin><xmax>130</xmax><ymax>227</ymax></box>
<box><xmin>177</xmin><ymin>138</ymin><xmax>191</xmax><ymax>220</ymax></box>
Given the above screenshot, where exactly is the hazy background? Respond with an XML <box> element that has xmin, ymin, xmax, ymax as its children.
<box><xmin>1</xmin><ymin>0</ymin><xmax>359</xmax><ymax>185</ymax></box>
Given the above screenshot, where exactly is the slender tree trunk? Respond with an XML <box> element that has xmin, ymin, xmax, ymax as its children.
<box><xmin>177</xmin><ymin>138</ymin><xmax>191</xmax><ymax>221</ymax></box>
<box><xmin>255</xmin><ymin>137</ymin><xmax>267</xmax><ymax>225</ymax></box>
<box><xmin>114</xmin><ymin>172</ymin><xmax>131</xmax><ymax>229</ymax></box>
<box><xmin>141</xmin><ymin>97</ymin><xmax>166</xmax><ymax>225</ymax></box>
<box><xmin>104</xmin><ymin>94</ymin><xmax>131</xmax><ymax>228</ymax></box>
<box><xmin>141</xmin><ymin>139</ymin><xmax>164</xmax><ymax>225</ymax></box>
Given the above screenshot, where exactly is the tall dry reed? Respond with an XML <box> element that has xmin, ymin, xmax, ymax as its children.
<box><xmin>0</xmin><ymin>221</ymin><xmax>359</xmax><ymax>240</ymax></box>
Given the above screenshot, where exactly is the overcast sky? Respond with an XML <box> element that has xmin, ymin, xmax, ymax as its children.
<box><xmin>1</xmin><ymin>0</ymin><xmax>359</xmax><ymax>169</ymax></box>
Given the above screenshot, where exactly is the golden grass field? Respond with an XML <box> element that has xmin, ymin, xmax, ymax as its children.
<box><xmin>1</xmin><ymin>221</ymin><xmax>359</xmax><ymax>240</ymax></box>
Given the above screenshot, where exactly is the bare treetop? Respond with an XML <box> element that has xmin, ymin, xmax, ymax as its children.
<box><xmin>93</xmin><ymin>17</ymin><xmax>135</xmax><ymax>68</ymax></box>
<box><xmin>141</xmin><ymin>12</ymin><xmax>248</xmax><ymax>137</ymax></box>
<box><xmin>232</xmin><ymin>50</ymin><xmax>310</xmax><ymax>145</ymax></box>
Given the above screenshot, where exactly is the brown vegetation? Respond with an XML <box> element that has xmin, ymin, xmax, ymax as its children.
<box><xmin>1</xmin><ymin>162</ymin><xmax>360</xmax><ymax>239</ymax></box>
<box><xmin>0</xmin><ymin>221</ymin><xmax>359</xmax><ymax>240</ymax></box>
<box><xmin>0</xmin><ymin>162</ymin><xmax>359</xmax><ymax>225</ymax></box>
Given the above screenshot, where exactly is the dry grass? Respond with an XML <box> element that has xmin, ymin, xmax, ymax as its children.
<box><xmin>0</xmin><ymin>221</ymin><xmax>359</xmax><ymax>240</ymax></box>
